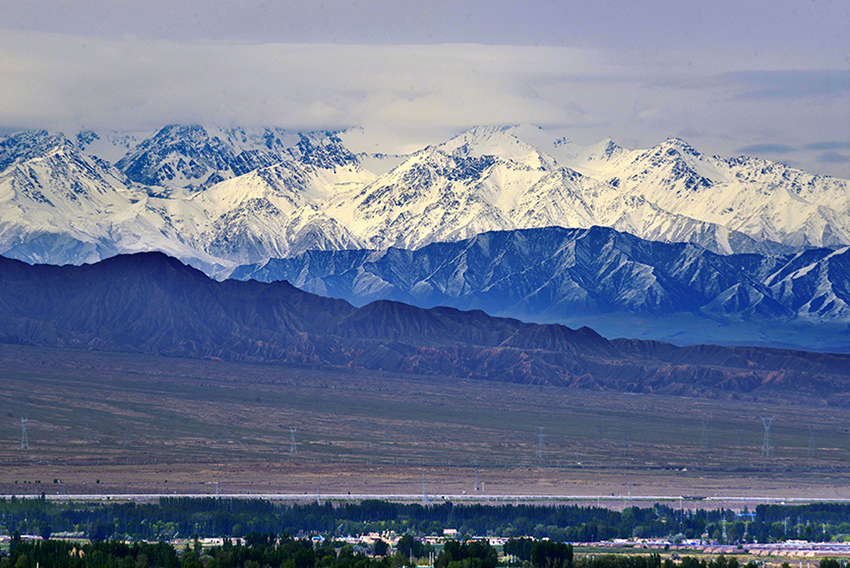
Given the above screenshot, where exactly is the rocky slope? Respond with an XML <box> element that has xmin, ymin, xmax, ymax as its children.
<box><xmin>3</xmin><ymin>252</ymin><xmax>850</xmax><ymax>405</ymax></box>
<box><xmin>231</xmin><ymin>226</ymin><xmax>850</xmax><ymax>350</ymax></box>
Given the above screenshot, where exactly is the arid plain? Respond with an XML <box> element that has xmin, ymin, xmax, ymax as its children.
<box><xmin>2</xmin><ymin>344</ymin><xmax>849</xmax><ymax>507</ymax></box>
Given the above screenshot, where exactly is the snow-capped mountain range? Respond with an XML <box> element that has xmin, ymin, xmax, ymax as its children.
<box><xmin>3</xmin><ymin>124</ymin><xmax>849</xmax><ymax>273</ymax></box>
<box><xmin>231</xmin><ymin>226</ymin><xmax>850</xmax><ymax>350</ymax></box>
<box><xmin>2</xmin><ymin>123</ymin><xmax>850</xmax><ymax>348</ymax></box>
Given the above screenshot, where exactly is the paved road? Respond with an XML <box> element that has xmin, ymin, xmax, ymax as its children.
<box><xmin>10</xmin><ymin>492</ymin><xmax>850</xmax><ymax>505</ymax></box>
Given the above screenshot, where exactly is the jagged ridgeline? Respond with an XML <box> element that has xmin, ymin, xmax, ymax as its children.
<box><xmin>2</xmin><ymin>252</ymin><xmax>850</xmax><ymax>403</ymax></box>
<box><xmin>231</xmin><ymin>226</ymin><xmax>850</xmax><ymax>350</ymax></box>
<box><xmin>1</xmin><ymin>124</ymin><xmax>849</xmax><ymax>349</ymax></box>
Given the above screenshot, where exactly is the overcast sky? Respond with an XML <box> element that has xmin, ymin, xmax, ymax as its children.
<box><xmin>1</xmin><ymin>0</ymin><xmax>849</xmax><ymax>177</ymax></box>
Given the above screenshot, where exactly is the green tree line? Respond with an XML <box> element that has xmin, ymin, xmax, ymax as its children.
<box><xmin>3</xmin><ymin>537</ymin><xmax>846</xmax><ymax>568</ymax></box>
<box><xmin>0</xmin><ymin>498</ymin><xmax>846</xmax><ymax>543</ymax></box>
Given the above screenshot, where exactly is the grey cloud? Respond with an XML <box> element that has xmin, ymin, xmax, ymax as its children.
<box><xmin>1</xmin><ymin>29</ymin><xmax>849</xmax><ymax>178</ymax></box>
<box><xmin>721</xmin><ymin>70</ymin><xmax>850</xmax><ymax>100</ymax></box>
<box><xmin>804</xmin><ymin>141</ymin><xmax>850</xmax><ymax>151</ymax></box>
<box><xmin>817</xmin><ymin>151</ymin><xmax>850</xmax><ymax>164</ymax></box>
<box><xmin>735</xmin><ymin>144</ymin><xmax>797</xmax><ymax>155</ymax></box>
<box><xmin>0</xmin><ymin>33</ymin><xmax>604</xmax><ymax>136</ymax></box>
<box><xmin>3</xmin><ymin>0</ymin><xmax>848</xmax><ymax>63</ymax></box>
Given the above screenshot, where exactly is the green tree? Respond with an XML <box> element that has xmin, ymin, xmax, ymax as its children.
<box><xmin>374</xmin><ymin>540</ymin><xmax>389</xmax><ymax>557</ymax></box>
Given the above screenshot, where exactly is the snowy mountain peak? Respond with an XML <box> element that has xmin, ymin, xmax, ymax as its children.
<box><xmin>115</xmin><ymin>125</ymin><xmax>230</xmax><ymax>190</ymax></box>
<box><xmin>0</xmin><ymin>130</ymin><xmax>75</xmax><ymax>171</ymax></box>
<box><xmin>114</xmin><ymin>125</ymin><xmax>317</xmax><ymax>193</ymax></box>
<box><xmin>290</xmin><ymin>133</ymin><xmax>360</xmax><ymax>170</ymax></box>
<box><xmin>2</xmin><ymin>123</ymin><xmax>850</xmax><ymax>277</ymax></box>
<box><xmin>657</xmin><ymin>137</ymin><xmax>701</xmax><ymax>157</ymax></box>
<box><xmin>440</xmin><ymin>125</ymin><xmax>561</xmax><ymax>170</ymax></box>
<box><xmin>75</xmin><ymin>129</ymin><xmax>155</xmax><ymax>165</ymax></box>
<box><xmin>577</xmin><ymin>138</ymin><xmax>627</xmax><ymax>164</ymax></box>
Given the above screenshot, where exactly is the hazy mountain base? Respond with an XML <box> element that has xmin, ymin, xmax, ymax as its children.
<box><xmin>231</xmin><ymin>226</ymin><xmax>850</xmax><ymax>352</ymax></box>
<box><xmin>544</xmin><ymin>314</ymin><xmax>850</xmax><ymax>353</ymax></box>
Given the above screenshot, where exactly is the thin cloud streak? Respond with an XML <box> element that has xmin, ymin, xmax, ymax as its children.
<box><xmin>736</xmin><ymin>144</ymin><xmax>797</xmax><ymax>155</ymax></box>
<box><xmin>805</xmin><ymin>141</ymin><xmax>850</xmax><ymax>151</ymax></box>
<box><xmin>721</xmin><ymin>70</ymin><xmax>850</xmax><ymax>100</ymax></box>
<box><xmin>817</xmin><ymin>152</ymin><xmax>850</xmax><ymax>164</ymax></box>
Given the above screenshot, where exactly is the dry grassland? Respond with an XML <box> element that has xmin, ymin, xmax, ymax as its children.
<box><xmin>1</xmin><ymin>344</ymin><xmax>849</xmax><ymax>506</ymax></box>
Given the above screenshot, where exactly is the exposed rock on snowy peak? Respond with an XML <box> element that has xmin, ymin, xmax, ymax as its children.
<box><xmin>189</xmin><ymin>134</ymin><xmax>374</xmax><ymax>264</ymax></box>
<box><xmin>1</xmin><ymin>124</ymin><xmax>849</xmax><ymax>274</ymax></box>
<box><xmin>562</xmin><ymin>137</ymin><xmax>850</xmax><ymax>252</ymax></box>
<box><xmin>198</xmin><ymin>189</ymin><xmax>365</xmax><ymax>264</ymax></box>
<box><xmin>576</xmin><ymin>138</ymin><xmax>627</xmax><ymax>165</ymax></box>
<box><xmin>440</xmin><ymin>125</ymin><xmax>564</xmax><ymax>171</ymax></box>
<box><xmin>0</xmin><ymin>130</ymin><xmax>76</xmax><ymax>171</ymax></box>
<box><xmin>0</xmin><ymin>130</ymin><xmax>227</xmax><ymax>271</ymax></box>
<box><xmin>336</xmin><ymin>146</ymin><xmax>515</xmax><ymax>250</ymax></box>
<box><xmin>115</xmin><ymin>125</ymin><xmax>308</xmax><ymax>193</ymax></box>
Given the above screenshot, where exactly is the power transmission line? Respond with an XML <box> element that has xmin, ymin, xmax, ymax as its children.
<box><xmin>536</xmin><ymin>427</ymin><xmax>547</xmax><ymax>461</ymax></box>
<box><xmin>20</xmin><ymin>417</ymin><xmax>29</xmax><ymax>450</ymax></box>
<box><xmin>422</xmin><ymin>472</ymin><xmax>428</xmax><ymax>505</ymax></box>
<box><xmin>84</xmin><ymin>415</ymin><xmax>92</xmax><ymax>444</ymax></box>
<box><xmin>761</xmin><ymin>417</ymin><xmax>774</xmax><ymax>459</ymax></box>
<box><xmin>700</xmin><ymin>417</ymin><xmax>711</xmax><ymax>452</ymax></box>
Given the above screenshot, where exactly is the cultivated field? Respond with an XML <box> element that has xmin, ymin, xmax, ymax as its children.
<box><xmin>1</xmin><ymin>344</ymin><xmax>849</xmax><ymax>506</ymax></box>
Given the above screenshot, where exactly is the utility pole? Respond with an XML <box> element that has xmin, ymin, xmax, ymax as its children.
<box><xmin>536</xmin><ymin>427</ymin><xmax>547</xmax><ymax>461</ymax></box>
<box><xmin>808</xmin><ymin>425</ymin><xmax>816</xmax><ymax>456</ymax></box>
<box><xmin>761</xmin><ymin>417</ymin><xmax>774</xmax><ymax>459</ymax></box>
<box><xmin>422</xmin><ymin>472</ymin><xmax>428</xmax><ymax>505</ymax></box>
<box><xmin>20</xmin><ymin>418</ymin><xmax>29</xmax><ymax>450</ymax></box>
<box><xmin>700</xmin><ymin>417</ymin><xmax>710</xmax><ymax>451</ymax></box>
